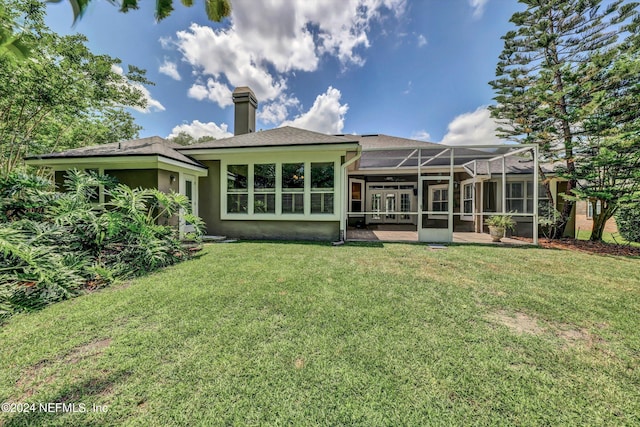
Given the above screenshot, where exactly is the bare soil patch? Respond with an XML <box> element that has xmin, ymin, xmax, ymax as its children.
<box><xmin>488</xmin><ymin>310</ymin><xmax>546</xmax><ymax>335</ymax></box>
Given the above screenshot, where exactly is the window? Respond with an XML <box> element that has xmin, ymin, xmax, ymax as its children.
<box><xmin>429</xmin><ymin>184</ymin><xmax>448</xmax><ymax>218</ymax></box>
<box><xmin>227</xmin><ymin>164</ymin><xmax>248</xmax><ymax>213</ymax></box>
<box><xmin>350</xmin><ymin>180</ymin><xmax>363</xmax><ymax>213</ymax></box>
<box><xmin>587</xmin><ymin>200</ymin><xmax>601</xmax><ymax>219</ymax></box>
<box><xmin>282</xmin><ymin>163</ymin><xmax>305</xmax><ymax>214</ymax></box>
<box><xmin>461</xmin><ymin>182</ymin><xmax>474</xmax><ymax>220</ymax></box>
<box><xmin>310</xmin><ymin>162</ymin><xmax>334</xmax><ymax>214</ymax></box>
<box><xmin>483</xmin><ymin>181</ymin><xmax>497</xmax><ymax>213</ymax></box>
<box><xmin>254</xmin><ymin>163</ymin><xmax>276</xmax><ymax>214</ymax></box>
<box><xmin>506</xmin><ymin>182</ymin><xmax>524</xmax><ymax>212</ymax></box>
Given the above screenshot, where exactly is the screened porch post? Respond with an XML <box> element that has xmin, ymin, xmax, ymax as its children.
<box><xmin>533</xmin><ymin>145</ymin><xmax>539</xmax><ymax>245</ymax></box>
<box><xmin>502</xmin><ymin>156</ymin><xmax>506</xmax><ymax>215</ymax></box>
<box><xmin>417</xmin><ymin>148</ymin><xmax>422</xmax><ymax>231</ymax></box>
<box><xmin>449</xmin><ymin>147</ymin><xmax>454</xmax><ymax>239</ymax></box>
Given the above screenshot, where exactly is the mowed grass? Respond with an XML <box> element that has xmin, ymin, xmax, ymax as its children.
<box><xmin>0</xmin><ymin>243</ymin><xmax>639</xmax><ymax>426</ymax></box>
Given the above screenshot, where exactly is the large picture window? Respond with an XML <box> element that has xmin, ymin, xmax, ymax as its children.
<box><xmin>224</xmin><ymin>160</ymin><xmax>337</xmax><ymax>218</ymax></box>
<box><xmin>227</xmin><ymin>164</ymin><xmax>248</xmax><ymax>213</ymax></box>
<box><xmin>282</xmin><ymin>163</ymin><xmax>305</xmax><ymax>214</ymax></box>
<box><xmin>254</xmin><ymin>163</ymin><xmax>276</xmax><ymax>214</ymax></box>
<box><xmin>311</xmin><ymin>162</ymin><xmax>334</xmax><ymax>214</ymax></box>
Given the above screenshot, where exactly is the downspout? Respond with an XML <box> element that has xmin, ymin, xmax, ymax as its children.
<box><xmin>339</xmin><ymin>147</ymin><xmax>363</xmax><ymax>242</ymax></box>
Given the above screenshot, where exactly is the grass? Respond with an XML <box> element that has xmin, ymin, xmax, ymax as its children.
<box><xmin>1</xmin><ymin>242</ymin><xmax>639</xmax><ymax>426</ymax></box>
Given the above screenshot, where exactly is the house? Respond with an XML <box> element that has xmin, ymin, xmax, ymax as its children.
<box><xmin>26</xmin><ymin>86</ymin><xmax>580</xmax><ymax>244</ymax></box>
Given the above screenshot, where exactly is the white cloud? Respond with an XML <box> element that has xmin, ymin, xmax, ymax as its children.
<box><xmin>440</xmin><ymin>106</ymin><xmax>505</xmax><ymax>146</ymax></box>
<box><xmin>187</xmin><ymin>79</ymin><xmax>234</xmax><ymax>107</ymax></box>
<box><xmin>169</xmin><ymin>0</ymin><xmax>406</xmax><ymax>108</ymax></box>
<box><xmin>111</xmin><ymin>65</ymin><xmax>165</xmax><ymax>113</ymax></box>
<box><xmin>281</xmin><ymin>87</ymin><xmax>348</xmax><ymax>134</ymax></box>
<box><xmin>159</xmin><ymin>58</ymin><xmax>181</xmax><ymax>81</ymax></box>
<box><xmin>258</xmin><ymin>94</ymin><xmax>301</xmax><ymax>125</ymax></box>
<box><xmin>411</xmin><ymin>130</ymin><xmax>431</xmax><ymax>141</ymax></box>
<box><xmin>417</xmin><ymin>34</ymin><xmax>427</xmax><ymax>47</ymax></box>
<box><xmin>167</xmin><ymin>120</ymin><xmax>233</xmax><ymax>140</ymax></box>
<box><xmin>469</xmin><ymin>0</ymin><xmax>489</xmax><ymax>19</ymax></box>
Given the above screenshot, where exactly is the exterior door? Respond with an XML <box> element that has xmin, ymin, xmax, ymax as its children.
<box><xmin>183</xmin><ymin>174</ymin><xmax>197</xmax><ymax>233</ymax></box>
<box><xmin>367</xmin><ymin>187</ymin><xmax>415</xmax><ymax>224</ymax></box>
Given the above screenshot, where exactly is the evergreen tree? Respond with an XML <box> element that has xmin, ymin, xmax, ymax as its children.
<box><xmin>490</xmin><ymin>0</ymin><xmax>639</xmax><ymax>239</ymax></box>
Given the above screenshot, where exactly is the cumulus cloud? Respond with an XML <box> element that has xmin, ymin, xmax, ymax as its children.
<box><xmin>187</xmin><ymin>79</ymin><xmax>234</xmax><ymax>107</ymax></box>
<box><xmin>167</xmin><ymin>120</ymin><xmax>233</xmax><ymax>140</ymax></box>
<box><xmin>281</xmin><ymin>87</ymin><xmax>348</xmax><ymax>134</ymax></box>
<box><xmin>440</xmin><ymin>106</ymin><xmax>505</xmax><ymax>146</ymax></box>
<box><xmin>417</xmin><ymin>34</ymin><xmax>427</xmax><ymax>47</ymax></box>
<box><xmin>159</xmin><ymin>58</ymin><xmax>181</xmax><ymax>81</ymax></box>
<box><xmin>111</xmin><ymin>65</ymin><xmax>165</xmax><ymax>113</ymax></box>
<box><xmin>168</xmin><ymin>0</ymin><xmax>405</xmax><ymax>108</ymax></box>
<box><xmin>411</xmin><ymin>130</ymin><xmax>432</xmax><ymax>141</ymax></box>
<box><xmin>469</xmin><ymin>0</ymin><xmax>489</xmax><ymax>19</ymax></box>
<box><xmin>258</xmin><ymin>94</ymin><xmax>301</xmax><ymax>125</ymax></box>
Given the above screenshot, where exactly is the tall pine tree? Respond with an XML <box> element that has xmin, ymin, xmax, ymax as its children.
<box><xmin>490</xmin><ymin>0</ymin><xmax>639</xmax><ymax>239</ymax></box>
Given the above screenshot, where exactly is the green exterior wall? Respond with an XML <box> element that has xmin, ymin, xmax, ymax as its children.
<box><xmin>197</xmin><ymin>159</ymin><xmax>339</xmax><ymax>240</ymax></box>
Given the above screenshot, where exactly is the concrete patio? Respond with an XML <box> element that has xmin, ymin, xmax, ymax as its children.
<box><xmin>346</xmin><ymin>225</ymin><xmax>530</xmax><ymax>245</ymax></box>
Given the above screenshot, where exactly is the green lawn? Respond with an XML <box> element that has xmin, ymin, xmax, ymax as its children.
<box><xmin>1</xmin><ymin>243</ymin><xmax>639</xmax><ymax>426</ymax></box>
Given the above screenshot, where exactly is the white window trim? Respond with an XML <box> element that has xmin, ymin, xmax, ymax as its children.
<box><xmin>428</xmin><ymin>184</ymin><xmax>449</xmax><ymax>220</ymax></box>
<box><xmin>460</xmin><ymin>179</ymin><xmax>474</xmax><ymax>221</ymax></box>
<box><xmin>221</xmin><ymin>159</ymin><xmax>340</xmax><ymax>221</ymax></box>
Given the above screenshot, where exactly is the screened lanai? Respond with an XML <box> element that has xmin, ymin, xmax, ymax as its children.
<box><xmin>342</xmin><ymin>142</ymin><xmax>540</xmax><ymax>244</ymax></box>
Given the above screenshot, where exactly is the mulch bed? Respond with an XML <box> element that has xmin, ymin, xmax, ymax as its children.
<box><xmin>515</xmin><ymin>237</ymin><xmax>640</xmax><ymax>257</ymax></box>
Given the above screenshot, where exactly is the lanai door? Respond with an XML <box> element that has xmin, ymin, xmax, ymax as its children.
<box><xmin>366</xmin><ymin>184</ymin><xmax>415</xmax><ymax>224</ymax></box>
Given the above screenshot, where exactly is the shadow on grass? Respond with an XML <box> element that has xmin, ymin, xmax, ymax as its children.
<box><xmin>2</xmin><ymin>370</ymin><xmax>131</xmax><ymax>427</ymax></box>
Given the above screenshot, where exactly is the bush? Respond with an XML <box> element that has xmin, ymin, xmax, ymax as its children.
<box><xmin>615</xmin><ymin>202</ymin><xmax>640</xmax><ymax>243</ymax></box>
<box><xmin>0</xmin><ymin>170</ymin><xmax>203</xmax><ymax>321</ymax></box>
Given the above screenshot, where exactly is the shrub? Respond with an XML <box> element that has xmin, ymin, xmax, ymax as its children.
<box><xmin>615</xmin><ymin>202</ymin><xmax>640</xmax><ymax>243</ymax></box>
<box><xmin>0</xmin><ymin>170</ymin><xmax>203</xmax><ymax>321</ymax></box>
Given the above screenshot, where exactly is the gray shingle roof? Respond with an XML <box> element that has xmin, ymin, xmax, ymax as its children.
<box><xmin>344</xmin><ymin>134</ymin><xmax>441</xmax><ymax>149</ymax></box>
<box><xmin>178</xmin><ymin>126</ymin><xmax>358</xmax><ymax>150</ymax></box>
<box><xmin>25</xmin><ymin>136</ymin><xmax>205</xmax><ymax>169</ymax></box>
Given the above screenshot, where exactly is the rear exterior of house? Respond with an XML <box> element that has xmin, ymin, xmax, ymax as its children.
<box><xmin>27</xmin><ymin>85</ymin><xmax>588</xmax><ymax>244</ymax></box>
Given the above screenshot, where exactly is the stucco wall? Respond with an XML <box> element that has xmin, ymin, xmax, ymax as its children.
<box><xmin>197</xmin><ymin>160</ymin><xmax>339</xmax><ymax>240</ymax></box>
<box><xmin>215</xmin><ymin>220</ymin><xmax>339</xmax><ymax>241</ymax></box>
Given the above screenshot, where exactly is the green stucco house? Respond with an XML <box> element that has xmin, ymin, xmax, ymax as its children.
<box><xmin>27</xmin><ymin>86</ymin><xmax>568</xmax><ymax>244</ymax></box>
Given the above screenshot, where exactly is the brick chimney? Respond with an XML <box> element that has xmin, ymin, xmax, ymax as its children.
<box><xmin>232</xmin><ymin>86</ymin><xmax>257</xmax><ymax>135</ymax></box>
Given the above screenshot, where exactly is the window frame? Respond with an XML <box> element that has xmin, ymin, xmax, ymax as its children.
<box><xmin>460</xmin><ymin>180</ymin><xmax>474</xmax><ymax>221</ymax></box>
<box><xmin>221</xmin><ymin>157</ymin><xmax>340</xmax><ymax>221</ymax></box>
<box><xmin>428</xmin><ymin>184</ymin><xmax>449</xmax><ymax>220</ymax></box>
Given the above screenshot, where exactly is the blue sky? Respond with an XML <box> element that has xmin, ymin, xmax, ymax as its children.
<box><xmin>44</xmin><ymin>0</ymin><xmax>523</xmax><ymax>144</ymax></box>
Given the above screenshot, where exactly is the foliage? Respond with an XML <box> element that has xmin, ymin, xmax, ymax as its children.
<box><xmin>489</xmin><ymin>0</ymin><xmax>639</xmax><ymax>239</ymax></box>
<box><xmin>0</xmin><ymin>2</ymin><xmax>30</xmax><ymax>61</ymax></box>
<box><xmin>49</xmin><ymin>0</ymin><xmax>231</xmax><ymax>23</ymax></box>
<box><xmin>615</xmin><ymin>201</ymin><xmax>640</xmax><ymax>243</ymax></box>
<box><xmin>168</xmin><ymin>131</ymin><xmax>217</xmax><ymax>146</ymax></box>
<box><xmin>0</xmin><ymin>170</ymin><xmax>203</xmax><ymax>321</ymax></box>
<box><xmin>0</xmin><ymin>0</ymin><xmax>148</xmax><ymax>175</ymax></box>
<box><xmin>485</xmin><ymin>214</ymin><xmax>516</xmax><ymax>231</ymax></box>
